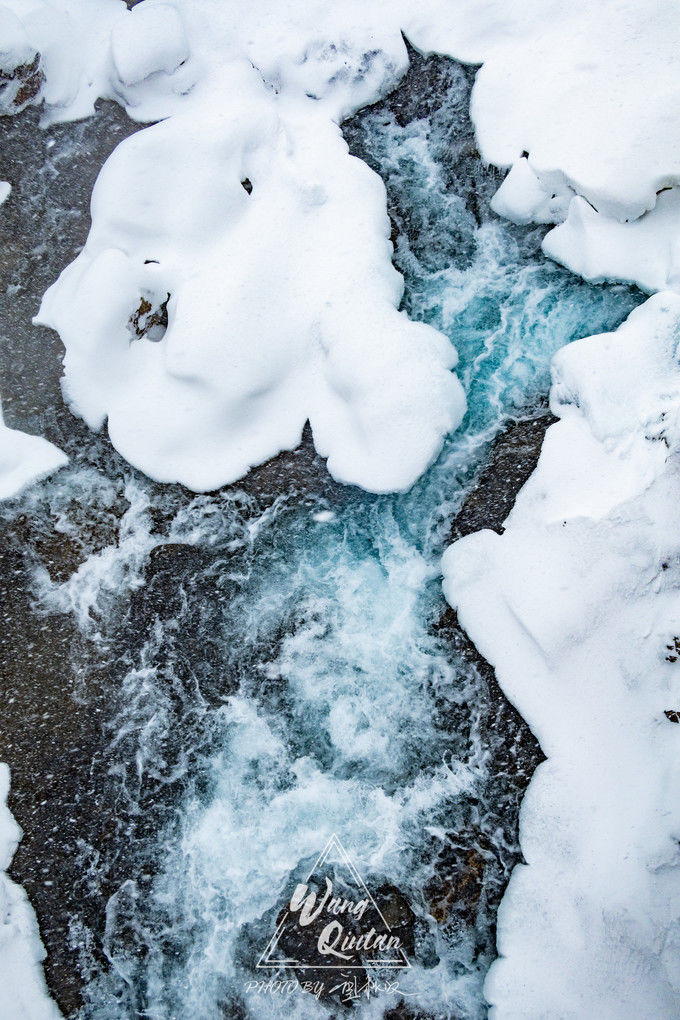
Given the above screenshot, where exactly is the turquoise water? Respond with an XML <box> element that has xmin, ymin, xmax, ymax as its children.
<box><xmin>5</xmin><ymin>51</ymin><xmax>640</xmax><ymax>1020</ymax></box>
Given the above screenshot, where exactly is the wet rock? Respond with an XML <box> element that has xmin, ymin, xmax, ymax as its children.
<box><xmin>452</xmin><ymin>405</ymin><xmax>557</xmax><ymax>540</ymax></box>
<box><xmin>383</xmin><ymin>1003</ymin><xmax>435</xmax><ymax>1020</ymax></box>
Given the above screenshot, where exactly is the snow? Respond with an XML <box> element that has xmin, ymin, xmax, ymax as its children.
<box><xmin>544</xmin><ymin>189</ymin><xmax>680</xmax><ymax>295</ymax></box>
<box><xmin>443</xmin><ymin>293</ymin><xmax>680</xmax><ymax>1017</ymax></box>
<box><xmin>411</xmin><ymin>0</ymin><xmax>680</xmax><ymax>221</ymax></box>
<box><xmin>0</xmin><ymin>765</ymin><xmax>61</xmax><ymax>1019</ymax></box>
<box><xmin>110</xmin><ymin>4</ymin><xmax>188</xmax><ymax>87</ymax></box>
<box><xmin>0</xmin><ymin>6</ymin><xmax>34</xmax><ymax>69</ymax></box>
<box><xmin>8</xmin><ymin>0</ymin><xmax>679</xmax><ymax>492</ymax></box>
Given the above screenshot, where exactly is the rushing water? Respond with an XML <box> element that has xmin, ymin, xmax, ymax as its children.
<box><xmin>0</xmin><ymin>49</ymin><xmax>641</xmax><ymax>1019</ymax></box>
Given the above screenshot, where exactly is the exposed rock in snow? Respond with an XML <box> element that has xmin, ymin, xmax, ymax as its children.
<box><xmin>0</xmin><ymin>765</ymin><xmax>61</xmax><ymax>1019</ymax></box>
<box><xmin>443</xmin><ymin>293</ymin><xmax>680</xmax><ymax>1017</ymax></box>
<box><xmin>544</xmin><ymin>189</ymin><xmax>680</xmax><ymax>294</ymax></box>
<box><xmin>490</xmin><ymin>156</ymin><xmax>572</xmax><ymax>226</ymax></box>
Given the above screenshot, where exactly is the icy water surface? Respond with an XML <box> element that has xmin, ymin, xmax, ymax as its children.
<box><xmin>0</xmin><ymin>50</ymin><xmax>641</xmax><ymax>1019</ymax></box>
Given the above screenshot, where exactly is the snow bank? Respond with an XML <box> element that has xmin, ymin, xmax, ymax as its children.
<box><xmin>443</xmin><ymin>293</ymin><xmax>680</xmax><ymax>1017</ymax></box>
<box><xmin>0</xmin><ymin>404</ymin><xmax>67</xmax><ymax>500</ymax></box>
<box><xmin>0</xmin><ymin>765</ymin><xmax>61</xmax><ymax>1019</ymax></box>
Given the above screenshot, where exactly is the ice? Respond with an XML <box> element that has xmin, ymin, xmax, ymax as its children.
<box><xmin>544</xmin><ymin>189</ymin><xmax>680</xmax><ymax>294</ymax></box>
<box><xmin>443</xmin><ymin>294</ymin><xmax>680</xmax><ymax>1017</ymax></box>
<box><xmin>0</xmin><ymin>765</ymin><xmax>60</xmax><ymax>1019</ymax></box>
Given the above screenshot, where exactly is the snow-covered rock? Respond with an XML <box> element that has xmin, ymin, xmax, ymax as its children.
<box><xmin>2</xmin><ymin>0</ymin><xmax>680</xmax><ymax>1011</ymax></box>
<box><xmin>110</xmin><ymin>3</ymin><xmax>188</xmax><ymax>87</ymax></box>
<box><xmin>0</xmin><ymin>6</ymin><xmax>43</xmax><ymax>114</ymax></box>
<box><xmin>37</xmin><ymin>54</ymin><xmax>464</xmax><ymax>493</ymax></box>
<box><xmin>1</xmin><ymin>0</ymin><xmax>675</xmax><ymax>492</ymax></box>
<box><xmin>443</xmin><ymin>293</ymin><xmax>680</xmax><ymax>1017</ymax></box>
<box><xmin>407</xmin><ymin>0</ymin><xmax>680</xmax><ymax>220</ymax></box>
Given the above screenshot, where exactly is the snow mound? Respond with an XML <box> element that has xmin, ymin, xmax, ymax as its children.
<box><xmin>0</xmin><ymin>765</ymin><xmax>61</xmax><ymax>1019</ymax></box>
<box><xmin>544</xmin><ymin>189</ymin><xmax>680</xmax><ymax>295</ymax></box>
<box><xmin>38</xmin><ymin>58</ymin><xmax>464</xmax><ymax>493</ymax></box>
<box><xmin>411</xmin><ymin>0</ymin><xmax>680</xmax><ymax>221</ymax></box>
<box><xmin>490</xmin><ymin>156</ymin><xmax>573</xmax><ymax>226</ymax></box>
<box><xmin>443</xmin><ymin>293</ymin><xmax>680</xmax><ymax>1017</ymax></box>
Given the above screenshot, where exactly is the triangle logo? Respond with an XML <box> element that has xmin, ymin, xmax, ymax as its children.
<box><xmin>257</xmin><ymin>834</ymin><xmax>410</xmax><ymax>971</ymax></box>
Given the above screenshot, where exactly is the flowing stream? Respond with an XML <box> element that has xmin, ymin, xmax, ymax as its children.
<box><xmin>0</xmin><ymin>48</ymin><xmax>641</xmax><ymax>1019</ymax></box>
